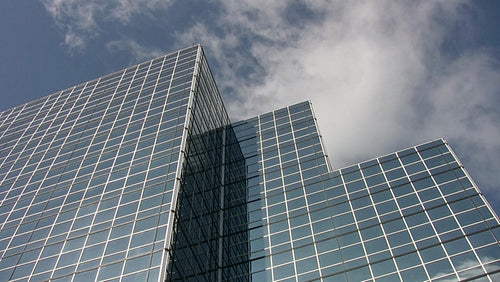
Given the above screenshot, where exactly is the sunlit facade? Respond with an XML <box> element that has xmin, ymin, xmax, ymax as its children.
<box><xmin>0</xmin><ymin>46</ymin><xmax>203</xmax><ymax>281</ymax></box>
<box><xmin>233</xmin><ymin>106</ymin><xmax>500</xmax><ymax>281</ymax></box>
<box><xmin>0</xmin><ymin>45</ymin><xmax>499</xmax><ymax>281</ymax></box>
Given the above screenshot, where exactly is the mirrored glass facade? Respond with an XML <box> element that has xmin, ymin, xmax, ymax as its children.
<box><xmin>0</xmin><ymin>45</ymin><xmax>200</xmax><ymax>281</ymax></box>
<box><xmin>0</xmin><ymin>45</ymin><xmax>499</xmax><ymax>281</ymax></box>
<box><xmin>233</xmin><ymin>105</ymin><xmax>500</xmax><ymax>281</ymax></box>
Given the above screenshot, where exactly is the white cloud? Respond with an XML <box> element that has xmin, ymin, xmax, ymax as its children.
<box><xmin>41</xmin><ymin>0</ymin><xmax>102</xmax><ymax>50</ymax></box>
<box><xmin>40</xmin><ymin>0</ymin><xmax>173</xmax><ymax>51</ymax></box>
<box><xmin>40</xmin><ymin>0</ymin><xmax>500</xmax><ymax>205</ymax></box>
<box><xmin>63</xmin><ymin>28</ymin><xmax>87</xmax><ymax>51</ymax></box>
<box><xmin>107</xmin><ymin>0</ymin><xmax>173</xmax><ymax>24</ymax></box>
<box><xmin>106</xmin><ymin>39</ymin><xmax>165</xmax><ymax>62</ymax></box>
<box><xmin>176</xmin><ymin>0</ymin><xmax>500</xmax><ymax>203</ymax></box>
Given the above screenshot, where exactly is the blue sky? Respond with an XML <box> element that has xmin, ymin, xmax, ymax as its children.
<box><xmin>1</xmin><ymin>1</ymin><xmax>499</xmax><ymax>214</ymax></box>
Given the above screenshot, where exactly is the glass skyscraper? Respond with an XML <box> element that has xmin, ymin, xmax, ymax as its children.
<box><xmin>232</xmin><ymin>106</ymin><xmax>500</xmax><ymax>281</ymax></box>
<box><xmin>0</xmin><ymin>45</ymin><xmax>499</xmax><ymax>281</ymax></box>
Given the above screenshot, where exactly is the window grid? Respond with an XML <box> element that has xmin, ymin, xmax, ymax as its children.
<box><xmin>238</xmin><ymin>126</ymin><xmax>500</xmax><ymax>281</ymax></box>
<box><xmin>38</xmin><ymin>78</ymin><xmax>107</xmax><ymax>281</ymax></box>
<box><xmin>0</xmin><ymin>46</ymin><xmax>200</xmax><ymax>281</ymax></box>
<box><xmin>2</xmin><ymin>46</ymin><xmax>499</xmax><ymax>281</ymax></box>
<box><xmin>8</xmin><ymin>80</ymin><xmax>100</xmax><ymax>281</ymax></box>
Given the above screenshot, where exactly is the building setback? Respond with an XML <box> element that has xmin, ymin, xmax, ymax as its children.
<box><xmin>0</xmin><ymin>45</ymin><xmax>498</xmax><ymax>281</ymax></box>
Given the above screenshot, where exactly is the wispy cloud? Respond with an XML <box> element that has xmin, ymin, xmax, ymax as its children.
<box><xmin>106</xmin><ymin>39</ymin><xmax>165</xmax><ymax>63</ymax></box>
<box><xmin>40</xmin><ymin>0</ymin><xmax>173</xmax><ymax>51</ymax></box>
<box><xmin>177</xmin><ymin>0</ymin><xmax>500</xmax><ymax>204</ymax></box>
<box><xmin>40</xmin><ymin>0</ymin><xmax>500</xmax><ymax>207</ymax></box>
<box><xmin>41</xmin><ymin>0</ymin><xmax>103</xmax><ymax>51</ymax></box>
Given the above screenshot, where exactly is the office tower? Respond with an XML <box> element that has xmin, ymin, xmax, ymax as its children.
<box><xmin>232</xmin><ymin>104</ymin><xmax>500</xmax><ymax>281</ymax></box>
<box><xmin>0</xmin><ymin>45</ymin><xmax>212</xmax><ymax>281</ymax></box>
<box><xmin>0</xmin><ymin>45</ymin><xmax>499</xmax><ymax>281</ymax></box>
